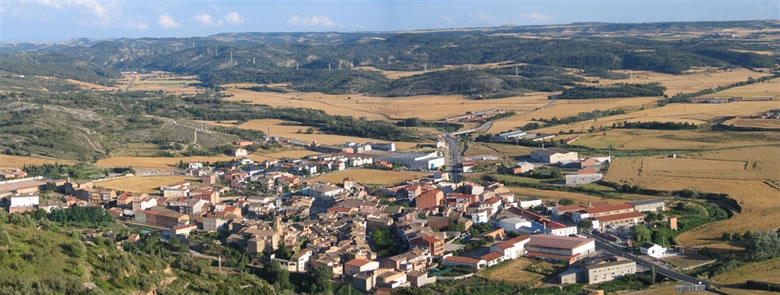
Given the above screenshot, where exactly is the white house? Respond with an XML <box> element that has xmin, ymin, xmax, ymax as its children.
<box><xmin>494</xmin><ymin>130</ymin><xmax>528</xmax><ymax>141</ymax></box>
<box><xmin>234</xmin><ymin>148</ymin><xmax>249</xmax><ymax>157</ymax></box>
<box><xmin>309</xmin><ymin>184</ymin><xmax>345</xmax><ymax>199</ymax></box>
<box><xmin>479</xmin><ymin>197</ymin><xmax>502</xmax><ymax>217</ymax></box>
<box><xmin>518</xmin><ymin>197</ymin><xmax>542</xmax><ymax>209</ymax></box>
<box><xmin>9</xmin><ymin>194</ymin><xmax>39</xmax><ymax>208</ymax></box>
<box><xmin>491</xmin><ymin>216</ymin><xmax>532</xmax><ymax>233</ymax></box>
<box><xmin>379</xmin><ymin>152</ymin><xmax>444</xmax><ymax>170</ymax></box>
<box><xmin>490</xmin><ymin>235</ymin><xmax>530</xmax><ymax>260</ymax></box>
<box><xmin>640</xmin><ymin>243</ymin><xmax>665</xmax><ymax>259</ymax></box>
<box><xmin>471</xmin><ymin>209</ymin><xmax>489</xmax><ymax>224</ymax></box>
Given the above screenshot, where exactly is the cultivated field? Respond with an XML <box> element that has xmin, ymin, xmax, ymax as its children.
<box><xmin>477</xmin><ymin>257</ymin><xmax>548</xmax><ymax>285</ymax></box>
<box><xmin>712</xmin><ymin>257</ymin><xmax>780</xmax><ymax>285</ymax></box>
<box><xmin>223</xmin><ymin>89</ymin><xmax>550</xmax><ymax>121</ymax></box>
<box><xmin>572</xmin><ymin>129</ymin><xmax>780</xmax><ymax>150</ymax></box>
<box><xmin>310</xmin><ymin>169</ymin><xmax>429</xmax><ymax>186</ymax></box>
<box><xmin>721</xmin><ymin>118</ymin><xmax>780</xmax><ymax>130</ymax></box>
<box><xmin>605</xmin><ymin>146</ymin><xmax>780</xmax><ymax>246</ymax></box>
<box><xmin>94</xmin><ymin>175</ymin><xmax>194</xmax><ymax>193</ymax></box>
<box><xmin>701</xmin><ymin>76</ymin><xmax>779</xmax><ymax>99</ymax></box>
<box><xmin>487</xmin><ymin>97</ymin><xmax>660</xmax><ymax>133</ymax></box>
<box><xmin>205</xmin><ymin>119</ymin><xmax>420</xmax><ymax>150</ymax></box>
<box><xmin>94</xmin><ymin>150</ymin><xmax>318</xmax><ymax>169</ymax></box>
<box><xmin>530</xmin><ymin>101</ymin><xmax>780</xmax><ymax>136</ymax></box>
<box><xmin>0</xmin><ymin>155</ymin><xmax>75</xmax><ymax>169</ymax></box>
<box><xmin>583</xmin><ymin>68</ymin><xmax>771</xmax><ymax>95</ymax></box>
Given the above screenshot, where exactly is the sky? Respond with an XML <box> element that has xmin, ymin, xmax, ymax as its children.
<box><xmin>0</xmin><ymin>0</ymin><xmax>777</xmax><ymax>42</ymax></box>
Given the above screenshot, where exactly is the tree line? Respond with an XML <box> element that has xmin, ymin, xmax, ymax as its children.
<box><xmin>615</xmin><ymin>121</ymin><xmax>699</xmax><ymax>130</ymax></box>
<box><xmin>557</xmin><ymin>83</ymin><xmax>666</xmax><ymax>99</ymax></box>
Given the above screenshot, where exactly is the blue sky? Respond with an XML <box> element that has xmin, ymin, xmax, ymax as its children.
<box><xmin>0</xmin><ymin>0</ymin><xmax>776</xmax><ymax>42</ymax></box>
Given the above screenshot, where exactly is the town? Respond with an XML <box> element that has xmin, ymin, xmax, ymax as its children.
<box><xmin>0</xmin><ymin>138</ymin><xmax>704</xmax><ymax>294</ymax></box>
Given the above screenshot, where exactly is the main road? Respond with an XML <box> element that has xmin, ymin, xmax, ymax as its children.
<box><xmin>440</xmin><ymin>96</ymin><xmax>559</xmax><ymax>184</ymax></box>
<box><xmin>587</xmin><ymin>233</ymin><xmax>705</xmax><ymax>286</ymax></box>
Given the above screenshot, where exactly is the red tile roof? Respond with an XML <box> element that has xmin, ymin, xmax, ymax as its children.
<box><xmin>345</xmin><ymin>258</ymin><xmax>374</xmax><ymax>267</ymax></box>
<box><xmin>493</xmin><ymin>235</ymin><xmax>530</xmax><ymax>250</ymax></box>
<box><xmin>480</xmin><ymin>252</ymin><xmax>504</xmax><ymax>261</ymax></box>
<box><xmin>444</xmin><ymin>256</ymin><xmax>482</xmax><ymax>264</ymax></box>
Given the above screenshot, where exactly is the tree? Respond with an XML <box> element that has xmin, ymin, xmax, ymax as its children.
<box><xmin>722</xmin><ymin>232</ymin><xmax>732</xmax><ymax>242</ymax></box>
<box><xmin>313</xmin><ymin>267</ymin><xmax>333</xmax><ymax>294</ymax></box>
<box><xmin>558</xmin><ymin>198</ymin><xmax>575</xmax><ymax>206</ymax></box>
<box><xmin>743</xmin><ymin>230</ymin><xmax>753</xmax><ymax>240</ymax></box>
<box><xmin>268</xmin><ymin>261</ymin><xmax>292</xmax><ymax>290</ymax></box>
<box><xmin>578</xmin><ymin>220</ymin><xmax>593</xmax><ymax>231</ymax></box>
<box><xmin>732</xmin><ymin>232</ymin><xmax>742</xmax><ymax>241</ymax></box>
<box><xmin>276</xmin><ymin>241</ymin><xmax>291</xmax><ymax>259</ymax></box>
<box><xmin>632</xmin><ymin>225</ymin><xmax>652</xmax><ymax>244</ymax></box>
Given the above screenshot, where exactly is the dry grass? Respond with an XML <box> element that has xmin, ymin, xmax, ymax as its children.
<box><xmin>310</xmin><ymin>169</ymin><xmax>429</xmax><ymax>186</ymax></box>
<box><xmin>64</xmin><ymin>79</ymin><xmax>120</xmax><ymax>92</ymax></box>
<box><xmin>0</xmin><ymin>155</ymin><xmax>75</xmax><ymax>169</ymax></box>
<box><xmin>702</xmin><ymin>77</ymin><xmax>779</xmax><ymax>99</ymax></box>
<box><xmin>574</xmin><ymin>129</ymin><xmax>780</xmax><ymax>151</ymax></box>
<box><xmin>488</xmin><ymin>97</ymin><xmax>660</xmax><ymax>133</ymax></box>
<box><xmin>223</xmin><ymin>89</ymin><xmax>550</xmax><ymax>121</ymax></box>
<box><xmin>721</xmin><ymin>118</ymin><xmax>780</xmax><ymax>130</ymax></box>
<box><xmin>712</xmin><ymin>257</ymin><xmax>780</xmax><ymax>285</ymax></box>
<box><xmin>93</xmin><ymin>175</ymin><xmax>194</xmax><ymax>193</ymax></box>
<box><xmin>581</xmin><ymin>68</ymin><xmax>771</xmax><ymax>95</ymax></box>
<box><xmin>204</xmin><ymin>119</ymin><xmax>420</xmax><ymax>150</ymax></box>
<box><xmin>605</xmin><ymin>146</ymin><xmax>780</xmax><ymax>246</ymax></box>
<box><xmin>94</xmin><ymin>150</ymin><xmax>318</xmax><ymax>169</ymax></box>
<box><xmin>465</xmin><ymin>143</ymin><xmax>534</xmax><ymax>158</ymax></box>
<box><xmin>531</xmin><ymin>101</ymin><xmax>780</xmax><ymax>136</ymax></box>
<box><xmin>477</xmin><ymin>257</ymin><xmax>547</xmax><ymax>285</ymax></box>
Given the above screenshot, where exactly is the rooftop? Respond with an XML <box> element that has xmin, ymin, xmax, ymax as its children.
<box><xmin>531</xmin><ymin>148</ymin><xmax>572</xmax><ymax>156</ymax></box>
<box><xmin>584</xmin><ymin>203</ymin><xmax>634</xmax><ymax>214</ymax></box>
<box><xmin>629</xmin><ymin>199</ymin><xmax>665</xmax><ymax>206</ymax></box>
<box><xmin>593</xmin><ymin>211</ymin><xmax>645</xmax><ymax>222</ymax></box>
<box><xmin>443</xmin><ymin>256</ymin><xmax>482</xmax><ymax>264</ymax></box>
<box><xmin>527</xmin><ymin>235</ymin><xmax>594</xmax><ymax>250</ymax></box>
<box><xmin>345</xmin><ymin>258</ymin><xmax>374</xmax><ymax>267</ymax></box>
<box><xmin>480</xmin><ymin>252</ymin><xmax>504</xmax><ymax>261</ymax></box>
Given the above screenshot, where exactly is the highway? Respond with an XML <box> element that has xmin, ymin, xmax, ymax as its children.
<box><xmin>587</xmin><ymin>233</ymin><xmax>704</xmax><ymax>286</ymax></box>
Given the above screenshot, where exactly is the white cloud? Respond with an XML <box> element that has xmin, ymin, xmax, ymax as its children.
<box><xmin>442</xmin><ymin>16</ymin><xmax>455</xmax><ymax>24</ymax></box>
<box><xmin>196</xmin><ymin>13</ymin><xmax>223</xmax><ymax>26</ymax></box>
<box><xmin>36</xmin><ymin>0</ymin><xmax>110</xmax><ymax>22</ymax></box>
<box><xmin>158</xmin><ymin>14</ymin><xmax>180</xmax><ymax>29</ymax></box>
<box><xmin>288</xmin><ymin>15</ymin><xmax>336</xmax><ymax>28</ymax></box>
<box><xmin>225</xmin><ymin>12</ymin><xmax>244</xmax><ymax>25</ymax></box>
<box><xmin>522</xmin><ymin>12</ymin><xmax>551</xmax><ymax>22</ymax></box>
<box><xmin>127</xmin><ymin>18</ymin><xmax>149</xmax><ymax>30</ymax></box>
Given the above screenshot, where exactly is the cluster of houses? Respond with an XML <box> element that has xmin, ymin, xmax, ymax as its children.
<box><xmin>1</xmin><ymin>150</ymin><xmax>672</xmax><ymax>293</ymax></box>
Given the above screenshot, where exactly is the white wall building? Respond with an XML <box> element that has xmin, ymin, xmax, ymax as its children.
<box><xmin>518</xmin><ymin>197</ymin><xmax>542</xmax><ymax>209</ymax></box>
<box><xmin>565</xmin><ymin>173</ymin><xmax>604</xmax><ymax>186</ymax></box>
<box><xmin>640</xmin><ymin>243</ymin><xmax>665</xmax><ymax>259</ymax></box>
<box><xmin>380</xmin><ymin>152</ymin><xmax>445</xmax><ymax>170</ymax></box>
<box><xmin>9</xmin><ymin>194</ymin><xmax>39</xmax><ymax>207</ymax></box>
<box><xmin>471</xmin><ymin>209</ymin><xmax>489</xmax><ymax>224</ymax></box>
<box><xmin>530</xmin><ymin>148</ymin><xmax>579</xmax><ymax>164</ymax></box>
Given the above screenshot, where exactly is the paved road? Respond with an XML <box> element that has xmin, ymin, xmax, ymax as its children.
<box><xmin>587</xmin><ymin>233</ymin><xmax>704</xmax><ymax>286</ymax></box>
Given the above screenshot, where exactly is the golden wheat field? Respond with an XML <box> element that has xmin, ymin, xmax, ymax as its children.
<box><xmin>605</xmin><ymin>146</ymin><xmax>780</xmax><ymax>246</ymax></box>
<box><xmin>586</xmin><ymin>68</ymin><xmax>771</xmax><ymax>95</ymax></box>
<box><xmin>712</xmin><ymin>257</ymin><xmax>780</xmax><ymax>285</ymax></box>
<box><xmin>0</xmin><ymin>155</ymin><xmax>75</xmax><ymax>169</ymax></box>
<box><xmin>94</xmin><ymin>150</ymin><xmax>318</xmax><ymax>169</ymax></box>
<box><xmin>93</xmin><ymin>175</ymin><xmax>194</xmax><ymax>193</ymax></box>
<box><xmin>572</xmin><ymin>129</ymin><xmax>780</xmax><ymax>150</ymax></box>
<box><xmin>702</xmin><ymin>76</ymin><xmax>780</xmax><ymax>98</ymax></box>
<box><xmin>205</xmin><ymin>119</ymin><xmax>419</xmax><ymax>150</ymax></box>
<box><xmin>223</xmin><ymin>89</ymin><xmax>550</xmax><ymax>121</ymax></box>
<box><xmin>487</xmin><ymin>97</ymin><xmax>661</xmax><ymax>133</ymax></box>
<box><xmin>310</xmin><ymin>169</ymin><xmax>429</xmax><ymax>186</ymax></box>
<box><xmin>530</xmin><ymin>101</ymin><xmax>780</xmax><ymax>136</ymax></box>
<box><xmin>721</xmin><ymin>118</ymin><xmax>780</xmax><ymax>130</ymax></box>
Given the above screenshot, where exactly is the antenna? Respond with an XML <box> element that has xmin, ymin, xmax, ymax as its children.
<box><xmin>230</xmin><ymin>51</ymin><xmax>233</xmax><ymax>65</ymax></box>
<box><xmin>253</xmin><ymin>57</ymin><xmax>256</xmax><ymax>65</ymax></box>
<box><xmin>515</xmin><ymin>66</ymin><xmax>519</xmax><ymax>77</ymax></box>
<box><xmin>296</xmin><ymin>62</ymin><xmax>299</xmax><ymax>71</ymax></box>
<box><xmin>328</xmin><ymin>63</ymin><xmax>331</xmax><ymax>71</ymax></box>
<box><xmin>423</xmin><ymin>63</ymin><xmax>428</xmax><ymax>72</ymax></box>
